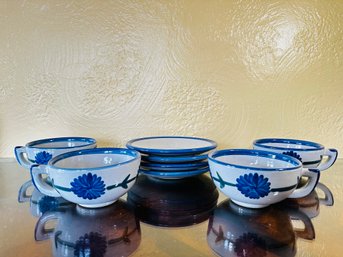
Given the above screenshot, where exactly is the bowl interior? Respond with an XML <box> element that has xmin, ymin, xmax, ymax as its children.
<box><xmin>254</xmin><ymin>138</ymin><xmax>323</xmax><ymax>151</ymax></box>
<box><xmin>215</xmin><ymin>155</ymin><xmax>297</xmax><ymax>169</ymax></box>
<box><xmin>128</xmin><ymin>136</ymin><xmax>215</xmax><ymax>150</ymax></box>
<box><xmin>53</xmin><ymin>153</ymin><xmax>135</xmax><ymax>169</ymax></box>
<box><xmin>28</xmin><ymin>137</ymin><xmax>95</xmax><ymax>149</ymax></box>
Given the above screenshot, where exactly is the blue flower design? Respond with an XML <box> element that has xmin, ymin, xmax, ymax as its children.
<box><xmin>38</xmin><ymin>196</ymin><xmax>59</xmax><ymax>214</ymax></box>
<box><xmin>74</xmin><ymin>232</ymin><xmax>107</xmax><ymax>257</ymax></box>
<box><xmin>236</xmin><ymin>173</ymin><xmax>270</xmax><ymax>199</ymax></box>
<box><xmin>35</xmin><ymin>151</ymin><xmax>53</xmax><ymax>164</ymax></box>
<box><xmin>282</xmin><ymin>151</ymin><xmax>302</xmax><ymax>162</ymax></box>
<box><xmin>70</xmin><ymin>173</ymin><xmax>106</xmax><ymax>200</ymax></box>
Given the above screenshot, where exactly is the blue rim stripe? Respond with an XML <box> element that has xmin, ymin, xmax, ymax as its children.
<box><xmin>26</xmin><ymin>137</ymin><xmax>97</xmax><ymax>150</ymax></box>
<box><xmin>141</xmin><ymin>153</ymin><xmax>208</xmax><ymax>163</ymax></box>
<box><xmin>253</xmin><ymin>138</ymin><xmax>324</xmax><ymax>151</ymax></box>
<box><xmin>140</xmin><ymin>160</ymin><xmax>208</xmax><ymax>169</ymax></box>
<box><xmin>126</xmin><ymin>136</ymin><xmax>217</xmax><ymax>155</ymax></box>
<box><xmin>49</xmin><ymin>148</ymin><xmax>140</xmax><ymax>171</ymax></box>
<box><xmin>209</xmin><ymin>149</ymin><xmax>302</xmax><ymax>171</ymax></box>
<box><xmin>139</xmin><ymin>167</ymin><xmax>208</xmax><ymax>178</ymax></box>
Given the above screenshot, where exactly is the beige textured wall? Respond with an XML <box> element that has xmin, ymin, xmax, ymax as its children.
<box><xmin>1</xmin><ymin>0</ymin><xmax>343</xmax><ymax>157</ymax></box>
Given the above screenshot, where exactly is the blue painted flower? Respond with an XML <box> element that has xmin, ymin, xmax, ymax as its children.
<box><xmin>236</xmin><ymin>173</ymin><xmax>270</xmax><ymax>199</ymax></box>
<box><xmin>74</xmin><ymin>232</ymin><xmax>107</xmax><ymax>257</ymax></box>
<box><xmin>38</xmin><ymin>196</ymin><xmax>59</xmax><ymax>214</ymax></box>
<box><xmin>282</xmin><ymin>151</ymin><xmax>302</xmax><ymax>162</ymax></box>
<box><xmin>70</xmin><ymin>173</ymin><xmax>106</xmax><ymax>200</ymax></box>
<box><xmin>35</xmin><ymin>151</ymin><xmax>53</xmax><ymax>164</ymax></box>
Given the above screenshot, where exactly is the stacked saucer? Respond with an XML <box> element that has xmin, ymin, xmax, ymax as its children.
<box><xmin>126</xmin><ymin>136</ymin><xmax>217</xmax><ymax>179</ymax></box>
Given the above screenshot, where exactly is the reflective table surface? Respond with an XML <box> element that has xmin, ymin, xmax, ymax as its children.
<box><xmin>1</xmin><ymin>158</ymin><xmax>343</xmax><ymax>257</ymax></box>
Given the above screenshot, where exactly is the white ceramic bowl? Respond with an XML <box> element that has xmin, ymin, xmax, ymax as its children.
<box><xmin>208</xmin><ymin>149</ymin><xmax>320</xmax><ymax>208</ymax></box>
<box><xmin>253</xmin><ymin>138</ymin><xmax>338</xmax><ymax>171</ymax></box>
<box><xmin>31</xmin><ymin>148</ymin><xmax>140</xmax><ymax>208</ymax></box>
<box><xmin>15</xmin><ymin>137</ymin><xmax>97</xmax><ymax>170</ymax></box>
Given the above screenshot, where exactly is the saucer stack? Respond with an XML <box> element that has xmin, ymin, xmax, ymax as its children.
<box><xmin>126</xmin><ymin>136</ymin><xmax>217</xmax><ymax>179</ymax></box>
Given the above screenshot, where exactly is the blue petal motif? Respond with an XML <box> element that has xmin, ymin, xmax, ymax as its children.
<box><xmin>236</xmin><ymin>173</ymin><xmax>271</xmax><ymax>199</ymax></box>
<box><xmin>70</xmin><ymin>173</ymin><xmax>106</xmax><ymax>200</ymax></box>
<box><xmin>35</xmin><ymin>151</ymin><xmax>53</xmax><ymax>164</ymax></box>
<box><xmin>38</xmin><ymin>196</ymin><xmax>59</xmax><ymax>214</ymax></box>
<box><xmin>282</xmin><ymin>151</ymin><xmax>302</xmax><ymax>162</ymax></box>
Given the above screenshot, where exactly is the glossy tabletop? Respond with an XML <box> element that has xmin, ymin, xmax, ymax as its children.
<box><xmin>0</xmin><ymin>158</ymin><xmax>343</xmax><ymax>257</ymax></box>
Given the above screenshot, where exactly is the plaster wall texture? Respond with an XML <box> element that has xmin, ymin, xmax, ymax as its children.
<box><xmin>1</xmin><ymin>0</ymin><xmax>342</xmax><ymax>157</ymax></box>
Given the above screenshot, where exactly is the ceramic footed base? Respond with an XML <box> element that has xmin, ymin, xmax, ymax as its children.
<box><xmin>231</xmin><ymin>199</ymin><xmax>269</xmax><ymax>209</ymax></box>
<box><xmin>78</xmin><ymin>199</ymin><xmax>117</xmax><ymax>208</ymax></box>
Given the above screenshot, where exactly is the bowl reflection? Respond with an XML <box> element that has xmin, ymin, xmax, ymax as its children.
<box><xmin>35</xmin><ymin>199</ymin><xmax>141</xmax><ymax>257</ymax></box>
<box><xmin>207</xmin><ymin>199</ymin><xmax>315</xmax><ymax>257</ymax></box>
<box><xmin>127</xmin><ymin>174</ymin><xmax>219</xmax><ymax>227</ymax></box>
<box><xmin>18</xmin><ymin>180</ymin><xmax>73</xmax><ymax>217</ymax></box>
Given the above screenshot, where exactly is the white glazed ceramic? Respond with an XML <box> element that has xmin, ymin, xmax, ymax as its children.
<box><xmin>30</xmin><ymin>148</ymin><xmax>140</xmax><ymax>208</ymax></box>
<box><xmin>15</xmin><ymin>137</ymin><xmax>97</xmax><ymax>170</ymax></box>
<box><xmin>35</xmin><ymin>200</ymin><xmax>141</xmax><ymax>257</ymax></box>
<box><xmin>208</xmin><ymin>149</ymin><xmax>320</xmax><ymax>208</ymax></box>
<box><xmin>253</xmin><ymin>138</ymin><xmax>338</xmax><ymax>171</ymax></box>
<box><xmin>126</xmin><ymin>136</ymin><xmax>217</xmax><ymax>155</ymax></box>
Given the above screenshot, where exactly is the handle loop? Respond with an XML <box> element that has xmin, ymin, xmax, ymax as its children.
<box><xmin>30</xmin><ymin>164</ymin><xmax>60</xmax><ymax>197</ymax></box>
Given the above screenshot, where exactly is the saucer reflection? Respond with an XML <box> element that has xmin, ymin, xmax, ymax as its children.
<box><xmin>18</xmin><ymin>180</ymin><xmax>73</xmax><ymax>217</ymax></box>
<box><xmin>207</xmin><ymin>199</ymin><xmax>315</xmax><ymax>257</ymax></box>
<box><xmin>35</xmin><ymin>199</ymin><xmax>141</xmax><ymax>257</ymax></box>
<box><xmin>127</xmin><ymin>174</ymin><xmax>218</xmax><ymax>227</ymax></box>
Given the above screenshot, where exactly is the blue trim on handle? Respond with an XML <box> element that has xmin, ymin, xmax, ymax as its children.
<box><xmin>253</xmin><ymin>138</ymin><xmax>324</xmax><ymax>151</ymax></box>
<box><xmin>14</xmin><ymin>146</ymin><xmax>24</xmax><ymax>166</ymax></box>
<box><xmin>209</xmin><ymin>149</ymin><xmax>302</xmax><ymax>171</ymax></box>
<box><xmin>30</xmin><ymin>164</ymin><xmax>41</xmax><ymax>191</ymax></box>
<box><xmin>328</xmin><ymin>148</ymin><xmax>338</xmax><ymax>165</ymax></box>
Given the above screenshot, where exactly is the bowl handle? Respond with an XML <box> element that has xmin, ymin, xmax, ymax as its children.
<box><xmin>317</xmin><ymin>148</ymin><xmax>338</xmax><ymax>171</ymax></box>
<box><xmin>288</xmin><ymin>209</ymin><xmax>315</xmax><ymax>240</ymax></box>
<box><xmin>17</xmin><ymin>180</ymin><xmax>33</xmax><ymax>203</ymax></box>
<box><xmin>14</xmin><ymin>146</ymin><xmax>32</xmax><ymax>170</ymax></box>
<box><xmin>316</xmin><ymin>182</ymin><xmax>334</xmax><ymax>206</ymax></box>
<box><xmin>30</xmin><ymin>164</ymin><xmax>60</xmax><ymax>197</ymax></box>
<box><xmin>288</xmin><ymin>169</ymin><xmax>320</xmax><ymax>199</ymax></box>
<box><xmin>35</xmin><ymin>212</ymin><xmax>60</xmax><ymax>241</ymax></box>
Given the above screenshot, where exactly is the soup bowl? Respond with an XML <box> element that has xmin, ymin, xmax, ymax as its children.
<box><xmin>15</xmin><ymin>137</ymin><xmax>97</xmax><ymax>170</ymax></box>
<box><xmin>31</xmin><ymin>148</ymin><xmax>140</xmax><ymax>208</ymax></box>
<box><xmin>253</xmin><ymin>138</ymin><xmax>338</xmax><ymax>171</ymax></box>
<box><xmin>208</xmin><ymin>149</ymin><xmax>319</xmax><ymax>208</ymax></box>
